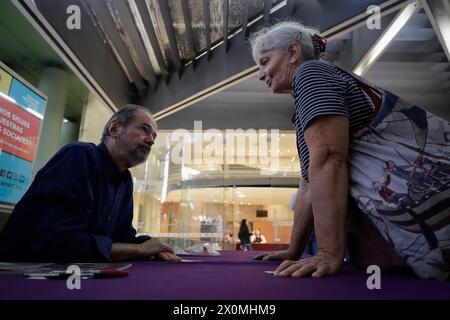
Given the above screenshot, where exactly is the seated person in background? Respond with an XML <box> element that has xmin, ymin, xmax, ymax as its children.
<box><xmin>251</xmin><ymin>228</ymin><xmax>267</xmax><ymax>244</ymax></box>
<box><xmin>0</xmin><ymin>105</ymin><xmax>180</xmax><ymax>263</ymax></box>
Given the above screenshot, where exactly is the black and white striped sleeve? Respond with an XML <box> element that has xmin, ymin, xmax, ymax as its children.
<box><xmin>293</xmin><ymin>60</ymin><xmax>349</xmax><ymax>130</ymax></box>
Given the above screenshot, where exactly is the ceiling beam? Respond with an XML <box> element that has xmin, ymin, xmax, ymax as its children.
<box><xmin>223</xmin><ymin>0</ymin><xmax>229</xmax><ymax>51</ymax></box>
<box><xmin>203</xmin><ymin>0</ymin><xmax>211</xmax><ymax>56</ymax></box>
<box><xmin>81</xmin><ymin>0</ymin><xmax>147</xmax><ymax>94</ymax></box>
<box><xmin>241</xmin><ymin>0</ymin><xmax>250</xmax><ymax>37</ymax></box>
<box><xmin>133</xmin><ymin>0</ymin><xmax>169</xmax><ymax>78</ymax></box>
<box><xmin>180</xmin><ymin>0</ymin><xmax>197</xmax><ymax>62</ymax></box>
<box><xmin>109</xmin><ymin>0</ymin><xmax>157</xmax><ymax>88</ymax></box>
<box><xmin>421</xmin><ymin>0</ymin><xmax>450</xmax><ymax>62</ymax></box>
<box><xmin>158</xmin><ymin>0</ymin><xmax>182</xmax><ymax>74</ymax></box>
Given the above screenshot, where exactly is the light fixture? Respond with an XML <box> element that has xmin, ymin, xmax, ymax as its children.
<box><xmin>354</xmin><ymin>1</ymin><xmax>420</xmax><ymax>76</ymax></box>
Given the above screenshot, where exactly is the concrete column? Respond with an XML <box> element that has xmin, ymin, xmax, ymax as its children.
<box><xmin>34</xmin><ymin>67</ymin><xmax>68</xmax><ymax>173</ymax></box>
<box><xmin>79</xmin><ymin>92</ymin><xmax>114</xmax><ymax>143</ymax></box>
<box><xmin>59</xmin><ymin>120</ymin><xmax>80</xmax><ymax>148</ymax></box>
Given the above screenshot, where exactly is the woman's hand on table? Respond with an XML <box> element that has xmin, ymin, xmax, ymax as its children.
<box><xmin>274</xmin><ymin>251</ymin><xmax>342</xmax><ymax>278</ymax></box>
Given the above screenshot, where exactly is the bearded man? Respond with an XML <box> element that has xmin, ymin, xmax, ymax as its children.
<box><xmin>0</xmin><ymin>104</ymin><xmax>180</xmax><ymax>263</ymax></box>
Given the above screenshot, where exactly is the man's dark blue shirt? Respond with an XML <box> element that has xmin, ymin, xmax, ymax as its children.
<box><xmin>0</xmin><ymin>142</ymin><xmax>150</xmax><ymax>262</ymax></box>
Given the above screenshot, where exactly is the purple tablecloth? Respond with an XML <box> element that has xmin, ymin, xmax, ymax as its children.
<box><xmin>0</xmin><ymin>251</ymin><xmax>449</xmax><ymax>300</ymax></box>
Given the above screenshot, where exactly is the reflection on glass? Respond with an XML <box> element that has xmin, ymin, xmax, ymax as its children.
<box><xmin>130</xmin><ymin>130</ymin><xmax>300</xmax><ymax>250</ymax></box>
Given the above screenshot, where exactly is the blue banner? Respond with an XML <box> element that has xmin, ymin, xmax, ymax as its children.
<box><xmin>8</xmin><ymin>78</ymin><xmax>46</xmax><ymax>116</ymax></box>
<box><xmin>0</xmin><ymin>151</ymin><xmax>32</xmax><ymax>205</ymax></box>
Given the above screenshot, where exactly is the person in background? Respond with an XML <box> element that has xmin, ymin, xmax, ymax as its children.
<box><xmin>238</xmin><ymin>219</ymin><xmax>252</xmax><ymax>251</ymax></box>
<box><xmin>251</xmin><ymin>228</ymin><xmax>267</xmax><ymax>244</ymax></box>
<box><xmin>0</xmin><ymin>105</ymin><xmax>181</xmax><ymax>263</ymax></box>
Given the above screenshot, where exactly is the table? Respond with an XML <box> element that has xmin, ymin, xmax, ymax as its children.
<box><xmin>0</xmin><ymin>251</ymin><xmax>449</xmax><ymax>300</ymax></box>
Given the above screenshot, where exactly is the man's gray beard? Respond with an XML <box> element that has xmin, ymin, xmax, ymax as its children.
<box><xmin>117</xmin><ymin>132</ymin><xmax>151</xmax><ymax>167</ymax></box>
<box><xmin>129</xmin><ymin>146</ymin><xmax>150</xmax><ymax>165</ymax></box>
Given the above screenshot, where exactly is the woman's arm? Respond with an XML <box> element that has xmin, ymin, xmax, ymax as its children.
<box><xmin>308</xmin><ymin>115</ymin><xmax>349</xmax><ymax>263</ymax></box>
<box><xmin>255</xmin><ymin>177</ymin><xmax>314</xmax><ymax>260</ymax></box>
<box><xmin>275</xmin><ymin>115</ymin><xmax>349</xmax><ymax>277</ymax></box>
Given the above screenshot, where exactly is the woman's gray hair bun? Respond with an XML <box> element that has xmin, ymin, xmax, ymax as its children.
<box><xmin>249</xmin><ymin>21</ymin><xmax>323</xmax><ymax>63</ymax></box>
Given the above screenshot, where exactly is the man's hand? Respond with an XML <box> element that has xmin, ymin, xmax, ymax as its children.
<box><xmin>274</xmin><ymin>251</ymin><xmax>342</xmax><ymax>278</ymax></box>
<box><xmin>155</xmin><ymin>251</ymin><xmax>182</xmax><ymax>262</ymax></box>
<box><xmin>111</xmin><ymin>239</ymin><xmax>181</xmax><ymax>262</ymax></box>
<box><xmin>138</xmin><ymin>238</ymin><xmax>174</xmax><ymax>259</ymax></box>
<box><xmin>254</xmin><ymin>249</ymin><xmax>300</xmax><ymax>261</ymax></box>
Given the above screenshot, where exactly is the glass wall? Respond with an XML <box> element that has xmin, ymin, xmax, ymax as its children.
<box><xmin>130</xmin><ymin>129</ymin><xmax>301</xmax><ymax>250</ymax></box>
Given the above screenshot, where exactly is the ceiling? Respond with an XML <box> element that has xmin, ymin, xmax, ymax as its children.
<box><xmin>16</xmin><ymin>0</ymin><xmax>412</xmax><ymax>113</ymax></box>
<box><xmin>5</xmin><ymin>0</ymin><xmax>449</xmax><ymax>130</ymax></box>
<box><xmin>158</xmin><ymin>2</ymin><xmax>450</xmax><ymax>130</ymax></box>
<box><xmin>157</xmin><ymin>74</ymin><xmax>296</xmax><ymax>130</ymax></box>
<box><xmin>0</xmin><ymin>0</ymin><xmax>88</xmax><ymax>121</ymax></box>
<box><xmin>365</xmin><ymin>9</ymin><xmax>450</xmax><ymax>119</ymax></box>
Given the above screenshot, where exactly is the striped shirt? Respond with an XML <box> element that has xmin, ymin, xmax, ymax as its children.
<box><xmin>292</xmin><ymin>60</ymin><xmax>376</xmax><ymax>182</ymax></box>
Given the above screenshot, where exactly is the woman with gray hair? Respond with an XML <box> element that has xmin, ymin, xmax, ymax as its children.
<box><xmin>251</xmin><ymin>21</ymin><xmax>450</xmax><ymax>280</ymax></box>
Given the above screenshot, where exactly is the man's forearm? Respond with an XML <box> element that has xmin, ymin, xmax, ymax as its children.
<box><xmin>288</xmin><ymin>179</ymin><xmax>314</xmax><ymax>257</ymax></box>
<box><xmin>111</xmin><ymin>242</ymin><xmax>142</xmax><ymax>261</ymax></box>
<box><xmin>309</xmin><ymin>153</ymin><xmax>348</xmax><ymax>260</ymax></box>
